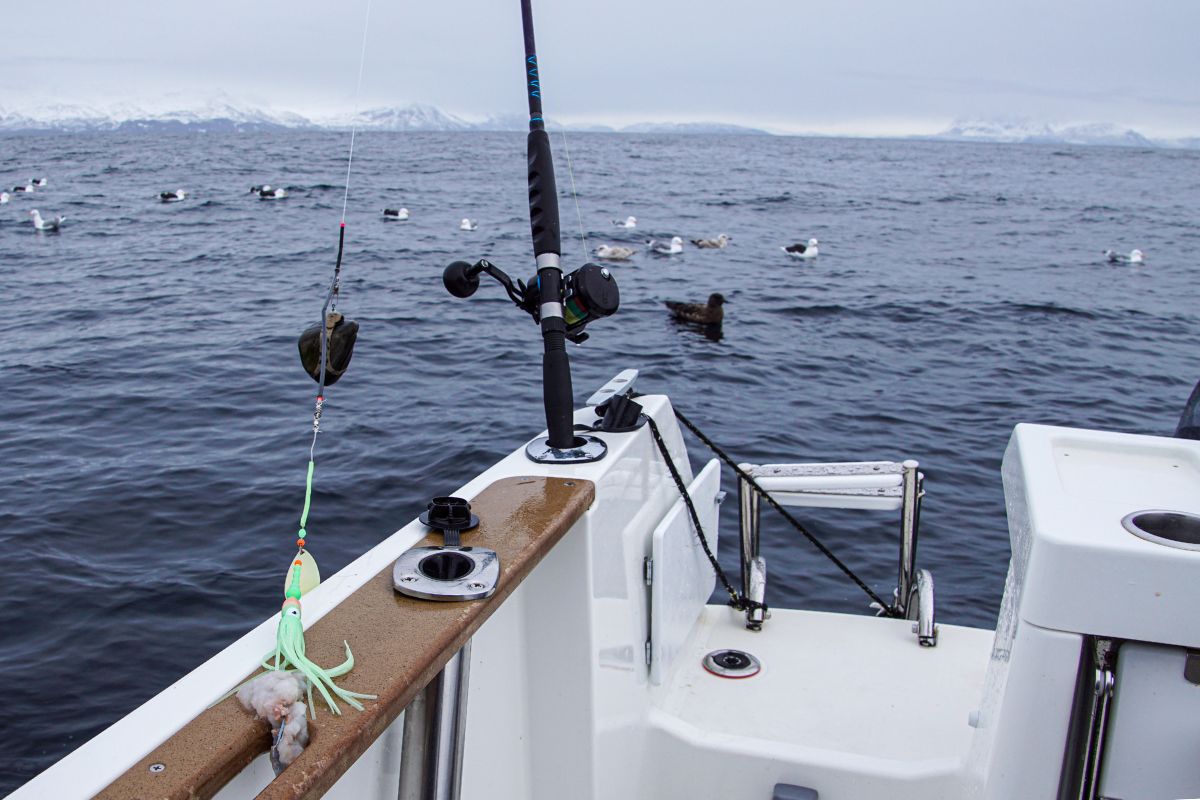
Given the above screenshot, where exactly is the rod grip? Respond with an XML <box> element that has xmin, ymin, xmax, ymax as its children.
<box><xmin>541</xmin><ymin>322</ymin><xmax>576</xmax><ymax>449</ymax></box>
<box><xmin>527</xmin><ymin>129</ymin><xmax>561</xmax><ymax>258</ymax></box>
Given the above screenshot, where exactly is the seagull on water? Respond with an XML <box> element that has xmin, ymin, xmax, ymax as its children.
<box><xmin>12</xmin><ymin>183</ymin><xmax>34</xmax><ymax>193</ymax></box>
<box><xmin>31</xmin><ymin>177</ymin><xmax>47</xmax><ymax>187</ymax></box>
<box><xmin>613</xmin><ymin>216</ymin><xmax>637</xmax><ymax>229</ymax></box>
<box><xmin>460</xmin><ymin>218</ymin><xmax>477</xmax><ymax>231</ymax></box>
<box><xmin>692</xmin><ymin>233</ymin><xmax>731</xmax><ymax>249</ymax></box>
<box><xmin>29</xmin><ymin>209</ymin><xmax>65</xmax><ymax>232</ymax></box>
<box><xmin>782</xmin><ymin>238</ymin><xmax>819</xmax><ymax>259</ymax></box>
<box><xmin>647</xmin><ymin>236</ymin><xmax>684</xmax><ymax>256</ymax></box>
<box><xmin>383</xmin><ymin>208</ymin><xmax>410</xmax><ymax>220</ymax></box>
<box><xmin>1104</xmin><ymin>248</ymin><xmax>1145</xmax><ymax>265</ymax></box>
<box><xmin>664</xmin><ymin>293</ymin><xmax>726</xmax><ymax>325</ymax></box>
<box><xmin>595</xmin><ymin>244</ymin><xmax>636</xmax><ymax>260</ymax></box>
<box><xmin>160</xmin><ymin>189</ymin><xmax>186</xmax><ymax>203</ymax></box>
<box><xmin>251</xmin><ymin>185</ymin><xmax>287</xmax><ymax>199</ymax></box>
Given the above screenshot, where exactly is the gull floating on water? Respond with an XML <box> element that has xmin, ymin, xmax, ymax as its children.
<box><xmin>0</xmin><ymin>192</ymin><xmax>8</xmax><ymax>205</ymax></box>
<box><xmin>460</xmin><ymin>218</ymin><xmax>477</xmax><ymax>231</ymax></box>
<box><xmin>782</xmin><ymin>238</ymin><xmax>819</xmax><ymax>259</ymax></box>
<box><xmin>251</xmin><ymin>185</ymin><xmax>287</xmax><ymax>199</ymax></box>
<box><xmin>647</xmin><ymin>236</ymin><xmax>684</xmax><ymax>256</ymax></box>
<box><xmin>595</xmin><ymin>244</ymin><xmax>636</xmax><ymax>260</ymax></box>
<box><xmin>613</xmin><ymin>216</ymin><xmax>637</xmax><ymax>229</ymax></box>
<box><xmin>30</xmin><ymin>209</ymin><xmax>65</xmax><ymax>232</ymax></box>
<box><xmin>665</xmin><ymin>292</ymin><xmax>726</xmax><ymax>325</ymax></box>
<box><xmin>692</xmin><ymin>233</ymin><xmax>731</xmax><ymax>249</ymax></box>
<box><xmin>31</xmin><ymin>177</ymin><xmax>47</xmax><ymax>187</ymax></box>
<box><xmin>160</xmin><ymin>189</ymin><xmax>186</xmax><ymax>203</ymax></box>
<box><xmin>1104</xmin><ymin>248</ymin><xmax>1145</xmax><ymax>265</ymax></box>
<box><xmin>12</xmin><ymin>183</ymin><xmax>34</xmax><ymax>193</ymax></box>
<box><xmin>383</xmin><ymin>208</ymin><xmax>410</xmax><ymax>220</ymax></box>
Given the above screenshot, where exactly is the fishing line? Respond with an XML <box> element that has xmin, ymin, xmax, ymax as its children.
<box><xmin>558</xmin><ymin>126</ymin><xmax>590</xmax><ymax>264</ymax></box>
<box><xmin>340</xmin><ymin>0</ymin><xmax>374</xmax><ymax>228</ymax></box>
<box><xmin>246</xmin><ymin>0</ymin><xmax>376</xmax><ymax>732</ymax></box>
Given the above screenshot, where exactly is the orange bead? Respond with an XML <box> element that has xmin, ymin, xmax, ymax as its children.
<box><xmin>296</xmin><ymin>539</ymin><xmax>306</xmax><ymax>547</ymax></box>
<box><xmin>294</xmin><ymin>559</ymin><xmax>303</xmax><ymax>566</ymax></box>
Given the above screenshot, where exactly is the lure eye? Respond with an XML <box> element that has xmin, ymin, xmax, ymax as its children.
<box><xmin>286</xmin><ymin>608</ymin><xmax>300</xmax><ymax>618</ymax></box>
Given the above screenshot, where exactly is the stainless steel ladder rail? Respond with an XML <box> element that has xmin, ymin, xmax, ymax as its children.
<box><xmin>736</xmin><ymin>459</ymin><xmax>936</xmax><ymax>645</ymax></box>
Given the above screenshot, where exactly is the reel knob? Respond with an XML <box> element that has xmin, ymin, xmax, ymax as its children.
<box><xmin>443</xmin><ymin>261</ymin><xmax>481</xmax><ymax>298</ymax></box>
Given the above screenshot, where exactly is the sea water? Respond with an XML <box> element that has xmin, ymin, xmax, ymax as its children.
<box><xmin>1</xmin><ymin>131</ymin><xmax>1197</xmax><ymax>790</ymax></box>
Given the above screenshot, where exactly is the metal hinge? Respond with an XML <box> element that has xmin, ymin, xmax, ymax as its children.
<box><xmin>643</xmin><ymin>557</ymin><xmax>653</xmax><ymax>587</ymax></box>
<box><xmin>645</xmin><ymin>640</ymin><xmax>652</xmax><ymax>666</ymax></box>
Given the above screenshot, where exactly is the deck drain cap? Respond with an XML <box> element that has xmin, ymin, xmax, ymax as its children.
<box><xmin>703</xmin><ymin>648</ymin><xmax>761</xmax><ymax>678</ymax></box>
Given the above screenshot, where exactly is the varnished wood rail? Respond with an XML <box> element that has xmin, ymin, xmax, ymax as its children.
<box><xmin>96</xmin><ymin>476</ymin><xmax>595</xmax><ymax>800</ymax></box>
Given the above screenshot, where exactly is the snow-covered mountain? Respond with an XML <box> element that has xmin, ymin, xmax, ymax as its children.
<box><xmin>621</xmin><ymin>121</ymin><xmax>769</xmax><ymax>135</ymax></box>
<box><xmin>933</xmin><ymin>118</ymin><xmax>1155</xmax><ymax>147</ymax></box>
<box><xmin>1</xmin><ymin>103</ymin><xmax>1194</xmax><ymax>146</ymax></box>
<box><xmin>0</xmin><ymin>100</ymin><xmax>771</xmax><ymax>136</ymax></box>
<box><xmin>322</xmin><ymin>104</ymin><xmax>473</xmax><ymax>132</ymax></box>
<box><xmin>0</xmin><ymin>101</ymin><xmax>311</xmax><ymax>132</ymax></box>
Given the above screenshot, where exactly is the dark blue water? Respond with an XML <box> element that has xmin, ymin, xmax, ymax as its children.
<box><xmin>1</xmin><ymin>131</ymin><xmax>1197</xmax><ymax>791</ymax></box>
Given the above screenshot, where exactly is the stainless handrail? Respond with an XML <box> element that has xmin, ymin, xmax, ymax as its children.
<box><xmin>736</xmin><ymin>459</ymin><xmax>932</xmax><ymax>645</ymax></box>
<box><xmin>896</xmin><ymin>460</ymin><xmax>923</xmax><ymax>618</ymax></box>
<box><xmin>399</xmin><ymin>640</ymin><xmax>473</xmax><ymax>800</ymax></box>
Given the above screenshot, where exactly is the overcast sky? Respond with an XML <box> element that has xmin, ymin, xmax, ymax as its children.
<box><xmin>1</xmin><ymin>0</ymin><xmax>1197</xmax><ymax>136</ymax></box>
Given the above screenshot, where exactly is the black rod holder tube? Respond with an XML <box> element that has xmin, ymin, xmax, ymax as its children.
<box><xmin>521</xmin><ymin>0</ymin><xmax>575</xmax><ymax>450</ymax></box>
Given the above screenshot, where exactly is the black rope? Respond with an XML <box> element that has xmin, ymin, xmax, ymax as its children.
<box><xmin>670</xmin><ymin>407</ymin><xmax>898</xmax><ymax>615</ymax></box>
<box><xmin>644</xmin><ymin>417</ymin><xmax>761</xmax><ymax>613</ymax></box>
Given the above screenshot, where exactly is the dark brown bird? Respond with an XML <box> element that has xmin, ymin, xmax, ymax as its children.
<box><xmin>664</xmin><ymin>293</ymin><xmax>726</xmax><ymax>325</ymax></box>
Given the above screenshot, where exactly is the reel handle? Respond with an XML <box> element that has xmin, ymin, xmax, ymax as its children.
<box><xmin>443</xmin><ymin>260</ymin><xmax>481</xmax><ymax>298</ymax></box>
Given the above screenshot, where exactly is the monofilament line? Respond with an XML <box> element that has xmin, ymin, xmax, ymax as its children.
<box><xmin>340</xmin><ymin>0</ymin><xmax>375</xmax><ymax>225</ymax></box>
<box><xmin>559</xmin><ymin>126</ymin><xmax>589</xmax><ymax>263</ymax></box>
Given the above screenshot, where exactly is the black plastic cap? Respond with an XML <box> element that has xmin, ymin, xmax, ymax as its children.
<box><xmin>573</xmin><ymin>263</ymin><xmax>619</xmax><ymax>318</ymax></box>
<box><xmin>444</xmin><ymin>261</ymin><xmax>480</xmax><ymax>298</ymax></box>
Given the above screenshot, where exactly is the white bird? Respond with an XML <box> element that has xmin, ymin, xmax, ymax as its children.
<box><xmin>12</xmin><ymin>183</ymin><xmax>34</xmax><ymax>193</ymax></box>
<box><xmin>383</xmin><ymin>207</ymin><xmax>410</xmax><ymax>220</ymax></box>
<box><xmin>31</xmin><ymin>177</ymin><xmax>47</xmax><ymax>187</ymax></box>
<box><xmin>692</xmin><ymin>233</ymin><xmax>731</xmax><ymax>249</ymax></box>
<box><xmin>0</xmin><ymin>192</ymin><xmax>8</xmax><ymax>205</ymax></box>
<box><xmin>647</xmin><ymin>236</ymin><xmax>684</xmax><ymax>256</ymax></box>
<box><xmin>460</xmin><ymin>218</ymin><xmax>477</xmax><ymax>231</ymax></box>
<box><xmin>29</xmin><ymin>209</ymin><xmax>65</xmax><ymax>231</ymax></box>
<box><xmin>160</xmin><ymin>189</ymin><xmax>186</xmax><ymax>203</ymax></box>
<box><xmin>613</xmin><ymin>215</ymin><xmax>637</xmax><ymax>229</ymax></box>
<box><xmin>782</xmin><ymin>238</ymin><xmax>820</xmax><ymax>259</ymax></box>
<box><xmin>595</xmin><ymin>244</ymin><xmax>636</xmax><ymax>260</ymax></box>
<box><xmin>1104</xmin><ymin>248</ymin><xmax>1145</xmax><ymax>265</ymax></box>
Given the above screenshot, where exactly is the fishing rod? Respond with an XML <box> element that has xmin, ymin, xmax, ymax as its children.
<box><xmin>442</xmin><ymin>0</ymin><xmax>620</xmax><ymax>464</ymax></box>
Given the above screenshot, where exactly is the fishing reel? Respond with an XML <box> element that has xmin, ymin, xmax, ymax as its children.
<box><xmin>298</xmin><ymin>312</ymin><xmax>359</xmax><ymax>386</ymax></box>
<box><xmin>443</xmin><ymin>258</ymin><xmax>619</xmax><ymax>343</ymax></box>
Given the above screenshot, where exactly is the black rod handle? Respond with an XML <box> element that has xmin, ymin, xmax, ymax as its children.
<box><xmin>528</xmin><ymin>129</ymin><xmax>561</xmax><ymax>258</ymax></box>
<box><xmin>541</xmin><ymin>323</ymin><xmax>576</xmax><ymax>449</ymax></box>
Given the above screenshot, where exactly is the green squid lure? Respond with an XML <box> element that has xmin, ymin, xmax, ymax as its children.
<box><xmin>254</xmin><ymin>441</ymin><xmax>375</xmax><ymax>717</ymax></box>
<box><xmin>270</xmin><ymin>560</ymin><xmax>375</xmax><ymax>716</ymax></box>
